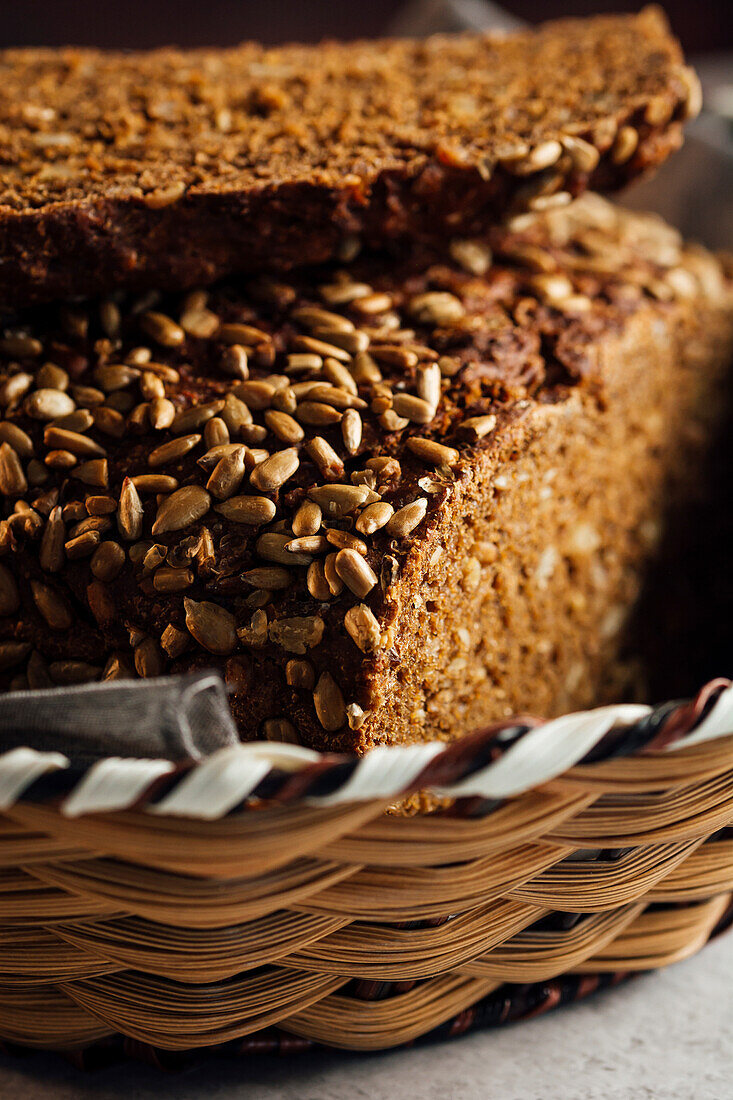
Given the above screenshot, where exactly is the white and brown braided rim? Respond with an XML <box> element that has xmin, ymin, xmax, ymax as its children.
<box><xmin>0</xmin><ymin>676</ymin><xmax>732</xmax><ymax>1064</ymax></box>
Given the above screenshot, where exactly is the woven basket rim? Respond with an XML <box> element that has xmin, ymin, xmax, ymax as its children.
<box><xmin>1</xmin><ymin>675</ymin><xmax>731</xmax><ymax>822</ymax></box>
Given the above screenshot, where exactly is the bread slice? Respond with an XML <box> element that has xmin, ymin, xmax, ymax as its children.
<box><xmin>0</xmin><ymin>9</ymin><xmax>698</xmax><ymax>309</ymax></box>
<box><xmin>0</xmin><ymin>196</ymin><xmax>731</xmax><ymax>750</ymax></box>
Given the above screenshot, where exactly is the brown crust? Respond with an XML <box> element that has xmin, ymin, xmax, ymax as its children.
<box><xmin>0</xmin><ymin>195</ymin><xmax>731</xmax><ymax>752</ymax></box>
<box><xmin>0</xmin><ymin>9</ymin><xmax>697</xmax><ymax>309</ymax></box>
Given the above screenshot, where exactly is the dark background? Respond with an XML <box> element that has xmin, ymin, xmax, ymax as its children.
<box><xmin>0</xmin><ymin>0</ymin><xmax>730</xmax><ymax>53</ymax></box>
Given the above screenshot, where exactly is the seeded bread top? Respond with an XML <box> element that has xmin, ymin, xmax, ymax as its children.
<box><xmin>0</xmin><ymin>194</ymin><xmax>731</xmax><ymax>747</ymax></box>
<box><xmin>0</xmin><ymin>9</ymin><xmax>698</xmax><ymax>308</ymax></box>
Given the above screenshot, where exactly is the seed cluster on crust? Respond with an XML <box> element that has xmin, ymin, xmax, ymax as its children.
<box><xmin>0</xmin><ymin>195</ymin><xmax>729</xmax><ymax>742</ymax></box>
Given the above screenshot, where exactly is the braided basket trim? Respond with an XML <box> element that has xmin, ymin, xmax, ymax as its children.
<box><xmin>0</xmin><ymin>677</ymin><xmax>731</xmax><ymax>820</ymax></box>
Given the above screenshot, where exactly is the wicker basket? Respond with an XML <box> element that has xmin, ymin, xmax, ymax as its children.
<box><xmin>0</xmin><ymin>676</ymin><xmax>732</xmax><ymax>1063</ymax></box>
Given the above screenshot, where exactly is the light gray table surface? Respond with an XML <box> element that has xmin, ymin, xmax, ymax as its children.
<box><xmin>0</xmin><ymin>932</ymin><xmax>730</xmax><ymax>1100</ymax></box>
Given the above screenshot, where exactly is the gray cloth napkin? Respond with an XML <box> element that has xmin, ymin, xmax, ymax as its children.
<box><xmin>0</xmin><ymin>672</ymin><xmax>238</xmax><ymax>764</ymax></box>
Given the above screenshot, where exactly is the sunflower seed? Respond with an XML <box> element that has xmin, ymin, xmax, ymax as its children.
<box><xmin>407</xmin><ymin>292</ymin><xmax>465</xmax><ymax>326</ymax></box>
<box><xmin>355</xmin><ymin>501</ymin><xmax>394</xmax><ymax>535</ymax></box>
<box><xmin>140</xmin><ymin>311</ymin><xmax>185</xmax><ymax>347</ymax></box>
<box><xmin>350</xmin><ymin>292</ymin><xmax>393</xmax><ymax>315</ymax></box>
<box><xmin>286</xmin><ymin>535</ymin><xmax>329</xmax><ymax>555</ymax></box>
<box><xmin>319</xmin><ymin>279</ymin><xmax>371</xmax><ymax>305</ymax></box>
<box><xmin>148</xmin><ymin>433</ymin><xmax>202</xmax><ymax>467</ymax></box>
<box><xmin>242</xmin><ymin>566</ymin><xmax>291</xmax><ymax>589</ymax></box>
<box><xmin>85</xmin><ymin>495</ymin><xmax>117</xmax><ymax>516</ymax></box>
<box><xmin>73</xmin><ymin>459</ymin><xmax>109</xmax><ymax>488</ymax></box>
<box><xmin>44</xmin><ymin>446</ymin><xmax>75</xmax><ymax>468</ymax></box>
<box><xmin>65</xmin><ymin>530</ymin><xmax>101</xmax><ymax>558</ymax></box>
<box><xmin>250</xmin><ymin>447</ymin><xmax>299</xmax><ymax>492</ymax></box>
<box><xmin>406</xmin><ymin>438</ymin><xmax>460</xmax><ymax>466</ymax></box>
<box><xmin>50</xmin><ymin>660</ymin><xmax>101</xmax><ymax>685</ymax></box>
<box><xmin>0</xmin><ymin>332</ymin><xmax>42</xmax><ymax>358</ymax></box>
<box><xmin>308</xmin><ymin>484</ymin><xmax>371</xmax><ymax>516</ymax></box>
<box><xmin>286</xmin><ymin>352</ymin><xmax>323</xmax><ymax>374</ymax></box>
<box><xmin>370</xmin><ymin>345</ymin><xmax>419</xmax><ymax>370</ymax></box>
<box><xmin>0</xmin><ymin>422</ymin><xmax>34</xmax><ymax>458</ymax></box>
<box><xmin>322</xmin><ymin>358</ymin><xmax>358</xmax><ymax>395</ymax></box>
<box><xmin>312</xmin><ymin>329</ymin><xmax>370</xmax><ymax>355</ymax></box>
<box><xmin>265</xmin><ymin>409</ymin><xmax>305</xmax><ymax>444</ymax></box>
<box><xmin>233</xmin><ymin>380</ymin><xmax>276</xmax><ymax>410</ymax></box>
<box><xmin>43</xmin><ymin>427</ymin><xmax>106</xmax><ymax>458</ymax></box>
<box><xmin>152</xmin><ymin>485</ymin><xmax>211</xmax><ymax>535</ymax></box>
<box><xmin>171</xmin><ymin>400</ymin><xmax>225</xmax><ymax>436</ymax></box>
<box><xmin>339</xmin><ymin>408</ymin><xmax>363</xmax><ymax>456</ymax></box>
<box><xmin>255</xmin><ymin>531</ymin><xmax>310</xmax><ymax>566</ymax></box>
<box><xmin>0</xmin><ymin>562</ymin><xmax>19</xmax><ymax>615</ymax></box>
<box><xmin>31</xmin><ymin>580</ymin><xmax>72</xmax><ymax>630</ymax></box>
<box><xmin>221</xmin><ymin>392</ymin><xmax>253</xmax><ymax>435</ymax></box>
<box><xmin>160</xmin><ymin>624</ymin><xmax>190</xmax><ymax>658</ymax></box>
<box><xmin>197</xmin><ymin>442</ymin><xmax>250</xmax><ymax>474</ymax></box>
<box><xmin>94</xmin><ymin>364</ymin><xmax>141</xmax><ymax>392</ymax></box>
<box><xmin>460</xmin><ymin>414</ymin><xmax>497</xmax><ymax>439</ymax></box>
<box><xmin>325</xmin><ymin>529</ymin><xmax>367</xmax><ymax>554</ymax></box>
<box><xmin>0</xmin><ymin>443</ymin><xmax>27</xmax><ymax>495</ymax></box>
<box><xmin>612</xmin><ymin>125</ymin><xmax>639</xmax><ymax>164</ymax></box>
<box><xmin>306</xmin><ymin>560</ymin><xmax>332</xmax><ymax>600</ymax></box>
<box><xmin>449</xmin><ymin>238</ymin><xmax>493</xmax><ymax>276</ymax></box>
<box><xmin>386</xmin><ymin>497</ymin><xmax>428</xmax><ymax>537</ymax></box>
<box><xmin>379</xmin><ymin>409</ymin><xmax>409</xmax><ymax>432</ymax></box>
<box><xmin>217</xmin><ymin>322</ymin><xmax>270</xmax><ymax>346</ymax></box>
<box><xmin>150</xmin><ymin>396</ymin><xmax>176</xmax><ymax>430</ymax></box>
<box><xmin>392</xmin><ymin>393</ymin><xmax>435</xmax><ymax>424</ymax></box>
<box><xmin>131</xmin><ymin>474</ymin><xmax>179</xmax><ymax>494</ymax></box>
<box><xmin>206</xmin><ymin>446</ymin><xmax>248</xmax><ymax>500</ymax></box>
<box><xmin>348</xmin><ymin>352</ymin><xmax>382</xmax><ymax>385</ymax></box>
<box><xmin>221</xmin><ymin>344</ymin><xmax>249</xmax><ymax>380</ymax></box>
<box><xmin>69</xmin><ymin>515</ymin><xmax>111</xmax><ymax>539</ymax></box>
<box><xmin>306</xmin><ymin>436</ymin><xmax>344</xmax><ymax>481</ymax></box>
<box><xmin>561</xmin><ymin>135</ymin><xmax>600</xmax><ymax>173</ymax></box>
<box><xmin>140</xmin><ymin>361</ymin><xmax>180</xmax><ymax>384</ymax></box>
<box><xmin>204</xmin><ymin>417</ymin><xmax>230</xmax><ymax>448</ymax></box>
<box><xmin>134</xmin><ymin>637</ymin><xmax>165</xmax><ymax>677</ymax></box>
<box><xmin>184</xmin><ymin>597</ymin><xmax>237</xmax><ymax>654</ymax></box>
<box><xmin>313</xmin><ymin>672</ymin><xmax>346</xmax><ymax>731</ymax></box>
<box><xmin>292</xmin><ymin>500</ymin><xmax>322</xmax><ymax>537</ymax></box>
<box><xmin>416</xmin><ymin>363</ymin><xmax>442</xmax><ymax>407</ymax></box>
<box><xmin>118</xmin><ymin>477</ymin><xmax>144</xmax><ymax>540</ymax></box>
<box><xmin>153</xmin><ymin>566</ymin><xmax>194</xmax><ymax>592</ymax></box>
<box><xmin>0</xmin><ymin>641</ymin><xmax>32</xmax><ymax>669</ymax></box>
<box><xmin>215</xmin><ymin>495</ymin><xmax>277</xmax><ymax>526</ymax></box>
<box><xmin>295</xmin><ymin>401</ymin><xmax>343</xmax><ymax>426</ymax></box>
<box><xmin>23</xmin><ymin>388</ymin><xmax>75</xmax><ymax>421</ymax></box>
<box><xmin>304</xmin><ymin>384</ymin><xmax>366</xmax><ymax>410</ymax></box>
<box><xmin>344</xmin><ymin>604</ymin><xmax>381</xmax><ymax>653</ymax></box>
<box><xmin>334</xmin><ymin>549</ymin><xmax>378</xmax><ymax>598</ymax></box>
<box><xmin>180</xmin><ymin>307</ymin><xmax>220</xmax><ymax>339</ymax></box>
<box><xmin>291</xmin><ymin>335</ymin><xmax>351</xmax><ymax>362</ymax></box>
<box><xmin>292</xmin><ymin>306</ymin><xmax>355</xmax><ymax>333</ymax></box>
<box><xmin>0</xmin><ymin>371</ymin><xmax>34</xmax><ymax>406</ymax></box>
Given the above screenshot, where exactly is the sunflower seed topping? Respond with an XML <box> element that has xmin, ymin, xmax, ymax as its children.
<box><xmin>184</xmin><ymin>597</ymin><xmax>237</xmax><ymax>654</ymax></box>
<box><xmin>152</xmin><ymin>485</ymin><xmax>211</xmax><ymax>535</ymax></box>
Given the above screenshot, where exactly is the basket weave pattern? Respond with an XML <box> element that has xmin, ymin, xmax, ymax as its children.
<box><xmin>0</xmin><ymin>682</ymin><xmax>732</xmax><ymax>1054</ymax></box>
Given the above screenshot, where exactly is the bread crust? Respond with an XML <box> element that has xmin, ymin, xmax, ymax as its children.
<box><xmin>0</xmin><ymin>10</ymin><xmax>696</xmax><ymax>308</ymax></box>
<box><xmin>0</xmin><ymin>196</ymin><xmax>731</xmax><ymax>750</ymax></box>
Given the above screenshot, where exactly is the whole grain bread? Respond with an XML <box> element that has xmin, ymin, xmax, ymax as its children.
<box><xmin>0</xmin><ymin>9</ymin><xmax>699</xmax><ymax>309</ymax></box>
<box><xmin>0</xmin><ymin>195</ymin><xmax>731</xmax><ymax>750</ymax></box>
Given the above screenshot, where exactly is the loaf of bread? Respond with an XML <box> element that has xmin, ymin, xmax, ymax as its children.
<box><xmin>0</xmin><ymin>9</ymin><xmax>698</xmax><ymax>308</ymax></box>
<box><xmin>0</xmin><ymin>195</ymin><xmax>731</xmax><ymax>750</ymax></box>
